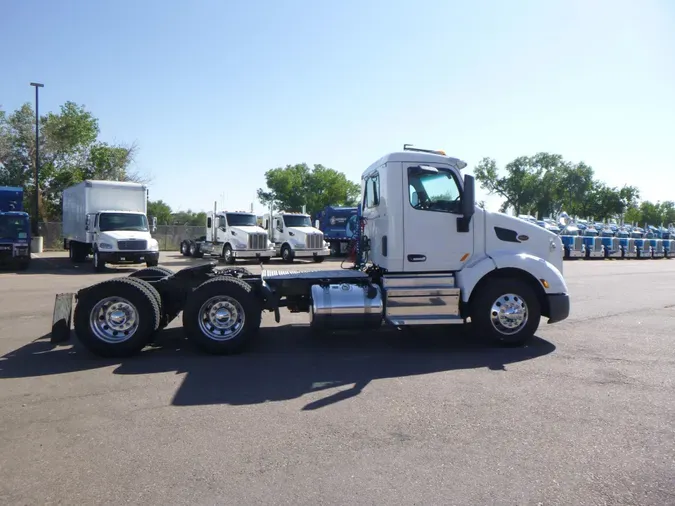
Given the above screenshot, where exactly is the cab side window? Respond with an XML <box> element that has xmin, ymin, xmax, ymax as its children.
<box><xmin>363</xmin><ymin>173</ymin><xmax>380</xmax><ymax>209</ymax></box>
<box><xmin>408</xmin><ymin>167</ymin><xmax>461</xmax><ymax>214</ymax></box>
<box><xmin>218</xmin><ymin>216</ymin><xmax>226</xmax><ymax>229</ymax></box>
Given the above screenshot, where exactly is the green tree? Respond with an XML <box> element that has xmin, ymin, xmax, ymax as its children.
<box><xmin>257</xmin><ymin>163</ymin><xmax>360</xmax><ymax>216</ymax></box>
<box><xmin>147</xmin><ymin>200</ymin><xmax>173</xmax><ymax>225</ymax></box>
<box><xmin>0</xmin><ymin>101</ymin><xmax>146</xmax><ymax>221</ymax></box>
<box><xmin>474</xmin><ymin>155</ymin><xmax>549</xmax><ymax>216</ymax></box>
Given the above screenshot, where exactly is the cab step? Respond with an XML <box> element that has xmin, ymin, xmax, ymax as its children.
<box><xmin>382</xmin><ymin>274</ymin><xmax>463</xmax><ymax>325</ymax></box>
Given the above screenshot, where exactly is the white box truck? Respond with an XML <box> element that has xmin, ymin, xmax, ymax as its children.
<box><xmin>62</xmin><ymin>180</ymin><xmax>159</xmax><ymax>272</ymax></box>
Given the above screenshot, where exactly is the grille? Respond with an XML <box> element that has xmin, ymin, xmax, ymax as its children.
<box><xmin>0</xmin><ymin>244</ymin><xmax>12</xmax><ymax>257</ymax></box>
<box><xmin>306</xmin><ymin>233</ymin><xmax>324</xmax><ymax>250</ymax></box>
<box><xmin>248</xmin><ymin>233</ymin><xmax>267</xmax><ymax>250</ymax></box>
<box><xmin>118</xmin><ymin>240</ymin><xmax>148</xmax><ymax>251</ymax></box>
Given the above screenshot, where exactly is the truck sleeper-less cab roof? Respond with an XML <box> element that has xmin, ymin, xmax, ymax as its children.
<box><xmin>362</xmin><ymin>150</ymin><xmax>468</xmax><ymax>177</ymax></box>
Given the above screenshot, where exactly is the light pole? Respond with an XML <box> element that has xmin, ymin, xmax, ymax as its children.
<box><xmin>30</xmin><ymin>82</ymin><xmax>44</xmax><ymax>238</ymax></box>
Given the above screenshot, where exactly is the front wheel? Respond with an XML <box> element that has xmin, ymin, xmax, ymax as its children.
<box><xmin>281</xmin><ymin>244</ymin><xmax>294</xmax><ymax>263</ymax></box>
<box><xmin>146</xmin><ymin>257</ymin><xmax>159</xmax><ymax>267</ymax></box>
<box><xmin>182</xmin><ymin>276</ymin><xmax>261</xmax><ymax>354</ymax></box>
<box><xmin>313</xmin><ymin>256</ymin><xmax>325</xmax><ymax>263</ymax></box>
<box><xmin>93</xmin><ymin>250</ymin><xmax>106</xmax><ymax>272</ymax></box>
<box><xmin>180</xmin><ymin>241</ymin><xmax>191</xmax><ymax>257</ymax></box>
<box><xmin>223</xmin><ymin>244</ymin><xmax>235</xmax><ymax>265</ymax></box>
<box><xmin>470</xmin><ymin>278</ymin><xmax>541</xmax><ymax>346</ymax></box>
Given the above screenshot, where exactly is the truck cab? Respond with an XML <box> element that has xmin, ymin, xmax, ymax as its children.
<box><xmin>0</xmin><ymin>186</ymin><xmax>31</xmax><ymax>270</ymax></box>
<box><xmin>83</xmin><ymin>210</ymin><xmax>159</xmax><ymax>271</ymax></box>
<box><xmin>196</xmin><ymin>211</ymin><xmax>275</xmax><ymax>264</ymax></box>
<box><xmin>263</xmin><ymin>211</ymin><xmax>330</xmax><ymax>263</ymax></box>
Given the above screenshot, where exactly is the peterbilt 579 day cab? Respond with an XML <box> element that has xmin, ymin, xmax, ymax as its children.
<box><xmin>179</xmin><ymin>210</ymin><xmax>274</xmax><ymax>264</ymax></box>
<box><xmin>51</xmin><ymin>146</ymin><xmax>570</xmax><ymax>358</ymax></box>
<box><xmin>262</xmin><ymin>211</ymin><xmax>330</xmax><ymax>262</ymax></box>
<box><xmin>62</xmin><ymin>180</ymin><xmax>159</xmax><ymax>272</ymax></box>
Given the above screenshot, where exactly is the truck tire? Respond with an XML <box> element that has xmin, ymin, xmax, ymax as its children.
<box><xmin>223</xmin><ymin>244</ymin><xmax>235</xmax><ymax>265</ymax></box>
<box><xmin>92</xmin><ymin>250</ymin><xmax>106</xmax><ymax>272</ymax></box>
<box><xmin>182</xmin><ymin>276</ymin><xmax>261</xmax><ymax>355</ymax></box>
<box><xmin>190</xmin><ymin>242</ymin><xmax>203</xmax><ymax>258</ymax></box>
<box><xmin>69</xmin><ymin>242</ymin><xmax>86</xmax><ymax>263</ymax></box>
<box><xmin>73</xmin><ymin>277</ymin><xmax>161</xmax><ymax>357</ymax></box>
<box><xmin>281</xmin><ymin>244</ymin><xmax>294</xmax><ymax>263</ymax></box>
<box><xmin>129</xmin><ymin>266</ymin><xmax>174</xmax><ymax>280</ymax></box>
<box><xmin>469</xmin><ymin>277</ymin><xmax>541</xmax><ymax>346</ymax></box>
<box><xmin>180</xmin><ymin>240</ymin><xmax>191</xmax><ymax>256</ymax></box>
<box><xmin>313</xmin><ymin>256</ymin><xmax>325</xmax><ymax>263</ymax></box>
<box><xmin>146</xmin><ymin>257</ymin><xmax>159</xmax><ymax>267</ymax></box>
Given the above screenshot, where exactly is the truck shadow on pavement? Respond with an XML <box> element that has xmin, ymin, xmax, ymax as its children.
<box><xmin>0</xmin><ymin>326</ymin><xmax>555</xmax><ymax>410</ymax></box>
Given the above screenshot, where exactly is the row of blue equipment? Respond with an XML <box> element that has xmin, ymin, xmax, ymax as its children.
<box><xmin>518</xmin><ymin>214</ymin><xmax>675</xmax><ymax>260</ymax></box>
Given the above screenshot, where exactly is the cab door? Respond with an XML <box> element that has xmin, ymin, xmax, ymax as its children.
<box><xmin>402</xmin><ymin>164</ymin><xmax>474</xmax><ymax>272</ymax></box>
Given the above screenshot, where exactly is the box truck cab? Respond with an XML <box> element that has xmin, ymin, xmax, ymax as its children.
<box><xmin>62</xmin><ymin>180</ymin><xmax>159</xmax><ymax>272</ymax></box>
<box><xmin>262</xmin><ymin>211</ymin><xmax>330</xmax><ymax>263</ymax></box>
<box><xmin>0</xmin><ymin>186</ymin><xmax>31</xmax><ymax>270</ymax></box>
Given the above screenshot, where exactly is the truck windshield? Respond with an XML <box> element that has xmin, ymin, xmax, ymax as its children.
<box><xmin>283</xmin><ymin>215</ymin><xmax>312</xmax><ymax>227</ymax></box>
<box><xmin>226</xmin><ymin>213</ymin><xmax>257</xmax><ymax>227</ymax></box>
<box><xmin>99</xmin><ymin>213</ymin><xmax>149</xmax><ymax>232</ymax></box>
<box><xmin>0</xmin><ymin>215</ymin><xmax>29</xmax><ymax>240</ymax></box>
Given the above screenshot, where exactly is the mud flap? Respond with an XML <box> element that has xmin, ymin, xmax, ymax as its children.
<box><xmin>51</xmin><ymin>293</ymin><xmax>75</xmax><ymax>344</ymax></box>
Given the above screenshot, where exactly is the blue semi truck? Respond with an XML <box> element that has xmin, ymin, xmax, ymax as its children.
<box><xmin>0</xmin><ymin>186</ymin><xmax>31</xmax><ymax>270</ymax></box>
<box><xmin>314</xmin><ymin>205</ymin><xmax>358</xmax><ymax>256</ymax></box>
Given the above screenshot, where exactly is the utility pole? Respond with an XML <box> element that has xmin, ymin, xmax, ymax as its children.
<box><xmin>30</xmin><ymin>82</ymin><xmax>44</xmax><ymax>238</ymax></box>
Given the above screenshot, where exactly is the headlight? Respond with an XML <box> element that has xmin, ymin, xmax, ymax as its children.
<box><xmin>98</xmin><ymin>242</ymin><xmax>113</xmax><ymax>250</ymax></box>
<box><xmin>148</xmin><ymin>240</ymin><xmax>159</xmax><ymax>251</ymax></box>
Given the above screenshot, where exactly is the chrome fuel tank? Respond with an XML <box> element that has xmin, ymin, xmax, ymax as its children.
<box><xmin>309</xmin><ymin>283</ymin><xmax>383</xmax><ymax>330</ymax></box>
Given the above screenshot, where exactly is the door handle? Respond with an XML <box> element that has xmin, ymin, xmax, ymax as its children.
<box><xmin>407</xmin><ymin>254</ymin><xmax>426</xmax><ymax>262</ymax></box>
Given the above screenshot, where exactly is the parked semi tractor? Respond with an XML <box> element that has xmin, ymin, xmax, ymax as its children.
<box><xmin>0</xmin><ymin>186</ymin><xmax>31</xmax><ymax>270</ymax></box>
<box><xmin>261</xmin><ymin>211</ymin><xmax>330</xmax><ymax>262</ymax></box>
<box><xmin>52</xmin><ymin>145</ymin><xmax>571</xmax><ymax>358</ymax></box>
<box><xmin>62</xmin><ymin>180</ymin><xmax>159</xmax><ymax>272</ymax></box>
<box><xmin>179</xmin><ymin>209</ymin><xmax>274</xmax><ymax>264</ymax></box>
<box><xmin>315</xmin><ymin>205</ymin><xmax>358</xmax><ymax>256</ymax></box>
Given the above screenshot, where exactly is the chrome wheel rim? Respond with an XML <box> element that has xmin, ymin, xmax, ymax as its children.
<box><xmin>198</xmin><ymin>295</ymin><xmax>245</xmax><ymax>341</ymax></box>
<box><xmin>225</xmin><ymin>248</ymin><xmax>232</xmax><ymax>261</ymax></box>
<box><xmin>89</xmin><ymin>296</ymin><xmax>140</xmax><ymax>343</ymax></box>
<box><xmin>490</xmin><ymin>293</ymin><xmax>528</xmax><ymax>335</ymax></box>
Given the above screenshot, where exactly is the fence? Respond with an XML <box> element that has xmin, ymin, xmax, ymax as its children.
<box><xmin>38</xmin><ymin>222</ymin><xmax>206</xmax><ymax>252</ymax></box>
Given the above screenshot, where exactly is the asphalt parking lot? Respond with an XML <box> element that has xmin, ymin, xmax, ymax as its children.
<box><xmin>1</xmin><ymin>253</ymin><xmax>674</xmax><ymax>505</ymax></box>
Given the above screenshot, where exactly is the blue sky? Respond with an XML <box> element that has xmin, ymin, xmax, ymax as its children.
<box><xmin>2</xmin><ymin>0</ymin><xmax>674</xmax><ymax>215</ymax></box>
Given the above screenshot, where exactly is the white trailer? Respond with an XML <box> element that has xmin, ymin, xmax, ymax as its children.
<box><xmin>62</xmin><ymin>180</ymin><xmax>159</xmax><ymax>272</ymax></box>
<box><xmin>52</xmin><ymin>145</ymin><xmax>571</xmax><ymax>358</ymax></box>
<box><xmin>179</xmin><ymin>209</ymin><xmax>274</xmax><ymax>264</ymax></box>
<box><xmin>261</xmin><ymin>211</ymin><xmax>330</xmax><ymax>263</ymax></box>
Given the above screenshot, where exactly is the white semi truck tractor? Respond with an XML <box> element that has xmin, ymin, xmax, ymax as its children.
<box><xmin>262</xmin><ymin>211</ymin><xmax>330</xmax><ymax>263</ymax></box>
<box><xmin>62</xmin><ymin>180</ymin><xmax>159</xmax><ymax>272</ymax></box>
<box><xmin>179</xmin><ymin>210</ymin><xmax>275</xmax><ymax>264</ymax></box>
<box><xmin>51</xmin><ymin>145</ymin><xmax>570</xmax><ymax>357</ymax></box>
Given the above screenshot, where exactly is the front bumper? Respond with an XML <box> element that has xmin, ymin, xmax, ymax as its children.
<box><xmin>0</xmin><ymin>244</ymin><xmax>30</xmax><ymax>264</ymax></box>
<box><xmin>291</xmin><ymin>248</ymin><xmax>331</xmax><ymax>258</ymax></box>
<box><xmin>232</xmin><ymin>249</ymin><xmax>274</xmax><ymax>259</ymax></box>
<box><xmin>547</xmin><ymin>293</ymin><xmax>570</xmax><ymax>324</ymax></box>
<box><xmin>98</xmin><ymin>250</ymin><xmax>160</xmax><ymax>264</ymax></box>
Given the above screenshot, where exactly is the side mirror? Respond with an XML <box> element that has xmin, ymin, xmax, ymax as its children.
<box><xmin>152</xmin><ymin>216</ymin><xmax>157</xmax><ymax>233</ymax></box>
<box><xmin>457</xmin><ymin>174</ymin><xmax>476</xmax><ymax>233</ymax></box>
<box><xmin>315</xmin><ymin>220</ymin><xmax>320</xmax><ymax>229</ymax></box>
